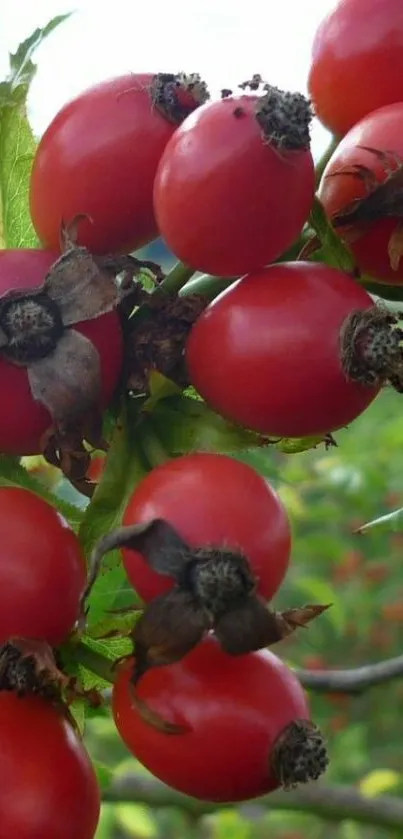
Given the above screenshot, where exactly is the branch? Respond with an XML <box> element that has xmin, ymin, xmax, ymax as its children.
<box><xmin>104</xmin><ymin>775</ymin><xmax>403</xmax><ymax>831</ymax></box>
<box><xmin>99</xmin><ymin>654</ymin><xmax>403</xmax><ymax>707</ymax></box>
<box><xmin>296</xmin><ymin>654</ymin><xmax>403</xmax><ymax>694</ymax></box>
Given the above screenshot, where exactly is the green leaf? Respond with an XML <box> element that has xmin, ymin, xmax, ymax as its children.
<box><xmin>61</xmin><ymin>635</ymin><xmax>131</xmax><ymax>692</ymax></box>
<box><xmin>147</xmin><ymin>394</ymin><xmax>262</xmax><ymax>454</ymax></box>
<box><xmin>94</xmin><ymin>763</ymin><xmax>114</xmax><ymax>792</ymax></box>
<box><xmin>356</xmin><ymin>507</ymin><xmax>403</xmax><ymax>534</ymax></box>
<box><xmin>306</xmin><ymin>197</ymin><xmax>356</xmax><ymax>273</ymax></box>
<box><xmin>275</xmin><ymin>435</ymin><xmax>330</xmax><ymax>454</ymax></box>
<box><xmin>361</xmin><ymin>277</ymin><xmax>403</xmax><ymax>302</ymax></box>
<box><xmin>116</xmin><ymin>804</ymin><xmax>157</xmax><ymax>838</ymax></box>
<box><xmin>79</xmin><ymin>400</ymin><xmax>148</xmax><ymax>629</ymax></box>
<box><xmin>69</xmin><ymin>699</ymin><xmax>86</xmax><ymax>734</ymax></box>
<box><xmin>0</xmin><ymin>16</ymin><xmax>69</xmax><ymax>248</ymax></box>
<box><xmin>142</xmin><ymin>371</ymin><xmax>182</xmax><ymax>412</ymax></box>
<box><xmin>360</xmin><ymin>769</ymin><xmax>401</xmax><ymax>797</ymax></box>
<box><xmin>0</xmin><ymin>455</ymin><xmax>83</xmax><ymax>530</ymax></box>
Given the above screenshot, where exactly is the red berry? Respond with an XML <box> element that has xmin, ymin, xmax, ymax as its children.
<box><xmin>0</xmin><ymin>691</ymin><xmax>100</xmax><ymax>839</ymax></box>
<box><xmin>320</xmin><ymin>103</ymin><xmax>403</xmax><ymax>284</ymax></box>
<box><xmin>154</xmin><ymin>88</ymin><xmax>314</xmax><ymax>276</ymax></box>
<box><xmin>186</xmin><ymin>262</ymin><xmax>379</xmax><ymax>437</ymax></box>
<box><xmin>30</xmin><ymin>73</ymin><xmax>207</xmax><ymax>254</ymax></box>
<box><xmin>309</xmin><ymin>0</ymin><xmax>403</xmax><ymax>137</ymax></box>
<box><xmin>0</xmin><ymin>487</ymin><xmax>86</xmax><ymax>646</ymax></box>
<box><xmin>113</xmin><ymin>638</ymin><xmax>328</xmax><ymax>802</ymax></box>
<box><xmin>122</xmin><ymin>452</ymin><xmax>291</xmax><ymax>603</ymax></box>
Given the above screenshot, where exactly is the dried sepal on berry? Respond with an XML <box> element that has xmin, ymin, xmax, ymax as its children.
<box><xmin>150</xmin><ymin>72</ymin><xmax>210</xmax><ymax>125</ymax></box>
<box><xmin>0</xmin><ymin>217</ymin><xmax>158</xmax><ymax>493</ymax></box>
<box><xmin>329</xmin><ymin>147</ymin><xmax>403</xmax><ymax>271</ymax></box>
<box><xmin>125</xmin><ymin>292</ymin><xmax>207</xmax><ymax>394</ymax></box>
<box><xmin>133</xmin><ymin>590</ymin><xmax>207</xmax><ymax>683</ymax></box>
<box><xmin>88</xmin><ymin>519</ymin><xmax>329</xmax><ymax>687</ymax></box>
<box><xmin>132</xmin><ymin>687</ymin><xmax>188</xmax><ymax>735</ymax></box>
<box><xmin>0</xmin><ymin>638</ymin><xmax>104</xmax><ymax>731</ymax></box>
<box><xmin>215</xmin><ymin>602</ymin><xmax>331</xmax><ymax>656</ymax></box>
<box><xmin>271</xmin><ymin>719</ymin><xmax>329</xmax><ymax>790</ymax></box>
<box><xmin>340</xmin><ymin>304</ymin><xmax>403</xmax><ymax>390</ymax></box>
<box><xmin>0</xmin><ymin>638</ymin><xmax>68</xmax><ymax>702</ymax></box>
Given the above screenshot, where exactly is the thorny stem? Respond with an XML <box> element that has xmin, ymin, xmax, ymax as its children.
<box><xmin>160</xmin><ymin>261</ymin><xmax>196</xmax><ymax>294</ymax></box>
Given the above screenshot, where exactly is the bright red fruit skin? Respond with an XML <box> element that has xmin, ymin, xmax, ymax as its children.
<box><xmin>0</xmin><ymin>249</ymin><xmax>122</xmax><ymax>454</ymax></box>
<box><xmin>153</xmin><ymin>95</ymin><xmax>315</xmax><ymax>276</ymax></box>
<box><xmin>319</xmin><ymin>103</ymin><xmax>403</xmax><ymax>283</ymax></box>
<box><xmin>122</xmin><ymin>452</ymin><xmax>291</xmax><ymax>603</ymax></box>
<box><xmin>87</xmin><ymin>454</ymin><xmax>106</xmax><ymax>483</ymax></box>
<box><xmin>186</xmin><ymin>262</ymin><xmax>379</xmax><ymax>437</ymax></box>
<box><xmin>0</xmin><ymin>692</ymin><xmax>100</xmax><ymax>839</ymax></box>
<box><xmin>308</xmin><ymin>0</ymin><xmax>403</xmax><ymax>137</ymax></box>
<box><xmin>113</xmin><ymin>637</ymin><xmax>310</xmax><ymax>802</ymax></box>
<box><xmin>0</xmin><ymin>486</ymin><xmax>86</xmax><ymax>645</ymax></box>
<box><xmin>30</xmin><ymin>74</ymin><xmax>199</xmax><ymax>254</ymax></box>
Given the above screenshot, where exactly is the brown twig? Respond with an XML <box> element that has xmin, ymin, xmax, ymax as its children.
<box><xmin>296</xmin><ymin>654</ymin><xmax>403</xmax><ymax>694</ymax></box>
<box><xmin>104</xmin><ymin>774</ymin><xmax>403</xmax><ymax>830</ymax></box>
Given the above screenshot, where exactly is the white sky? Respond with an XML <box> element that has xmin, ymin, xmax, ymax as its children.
<box><xmin>0</xmin><ymin>0</ymin><xmax>337</xmax><ymax>159</ymax></box>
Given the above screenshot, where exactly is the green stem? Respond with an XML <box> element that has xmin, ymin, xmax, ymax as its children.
<box><xmin>180</xmin><ymin>273</ymin><xmax>237</xmax><ymax>301</ymax></box>
<box><xmin>139</xmin><ymin>423</ymin><xmax>171</xmax><ymax>468</ymax></box>
<box><xmin>160</xmin><ymin>261</ymin><xmax>196</xmax><ymax>294</ymax></box>
<box><xmin>315</xmin><ymin>135</ymin><xmax>340</xmax><ymax>187</ymax></box>
<box><xmin>75</xmin><ymin>642</ymin><xmax>115</xmax><ymax>684</ymax></box>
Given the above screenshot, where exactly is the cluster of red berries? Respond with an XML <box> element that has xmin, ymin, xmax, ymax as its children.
<box><xmin>2</xmin><ymin>0</ymin><xmax>403</xmax><ymax>835</ymax></box>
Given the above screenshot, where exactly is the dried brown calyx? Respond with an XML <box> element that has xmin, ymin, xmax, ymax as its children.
<box><xmin>236</xmin><ymin>75</ymin><xmax>312</xmax><ymax>151</ymax></box>
<box><xmin>0</xmin><ymin>638</ymin><xmax>103</xmax><ymax>728</ymax></box>
<box><xmin>271</xmin><ymin>719</ymin><xmax>329</xmax><ymax>790</ymax></box>
<box><xmin>88</xmin><ymin>519</ymin><xmax>330</xmax><ymax>685</ymax></box>
<box><xmin>0</xmin><ymin>219</ymin><xmax>157</xmax><ymax>493</ymax></box>
<box><xmin>150</xmin><ymin>72</ymin><xmax>210</xmax><ymax>124</ymax></box>
<box><xmin>329</xmin><ymin>147</ymin><xmax>403</xmax><ymax>271</ymax></box>
<box><xmin>124</xmin><ymin>292</ymin><xmax>207</xmax><ymax>394</ymax></box>
<box><xmin>0</xmin><ymin>638</ymin><xmax>66</xmax><ymax>702</ymax></box>
<box><xmin>340</xmin><ymin>304</ymin><xmax>403</xmax><ymax>391</ymax></box>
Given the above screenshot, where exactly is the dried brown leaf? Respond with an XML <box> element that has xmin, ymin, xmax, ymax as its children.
<box><xmin>133</xmin><ymin>589</ymin><xmax>207</xmax><ymax>683</ymax></box>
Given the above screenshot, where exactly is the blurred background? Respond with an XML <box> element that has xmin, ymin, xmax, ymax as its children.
<box><xmin>0</xmin><ymin>0</ymin><xmax>334</xmax><ymax>152</ymax></box>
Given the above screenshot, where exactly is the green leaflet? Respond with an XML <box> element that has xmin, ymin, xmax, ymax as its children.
<box><xmin>79</xmin><ymin>400</ymin><xmax>148</xmax><ymax>629</ymax></box>
<box><xmin>0</xmin><ymin>16</ymin><xmax>70</xmax><ymax>248</ymax></box>
<box><xmin>356</xmin><ymin>507</ymin><xmax>403</xmax><ymax>535</ymax></box>
<box><xmin>306</xmin><ymin>196</ymin><xmax>356</xmax><ymax>273</ymax></box>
